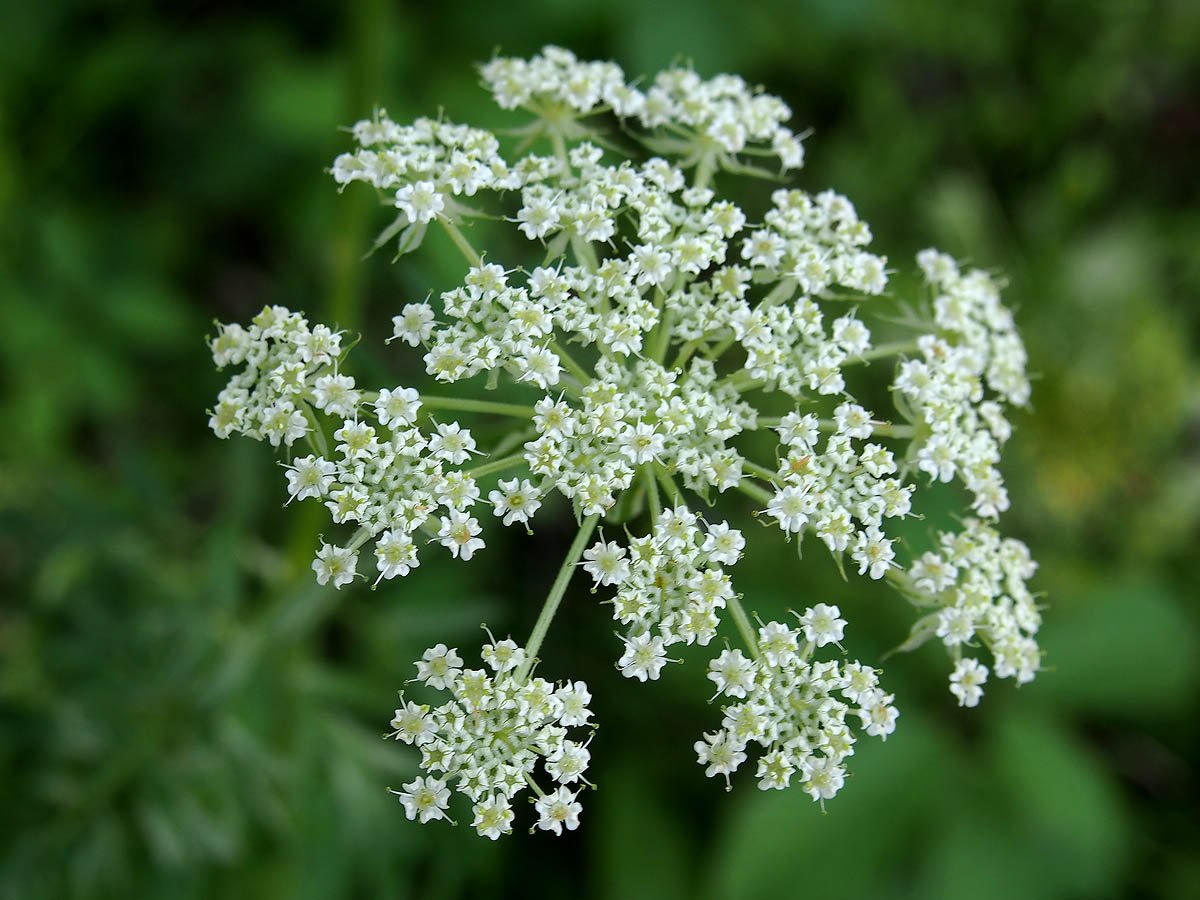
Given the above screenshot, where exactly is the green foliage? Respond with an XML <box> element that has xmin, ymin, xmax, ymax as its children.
<box><xmin>2</xmin><ymin>1</ymin><xmax>1198</xmax><ymax>898</ymax></box>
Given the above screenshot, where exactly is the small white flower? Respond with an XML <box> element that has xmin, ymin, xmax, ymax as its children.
<box><xmin>312</xmin><ymin>542</ymin><xmax>358</xmax><ymax>588</ymax></box>
<box><xmin>949</xmin><ymin>657</ymin><xmax>989</xmax><ymax>707</ymax></box>
<box><xmin>394</xmin><ymin>776</ymin><xmax>450</xmax><ymax>823</ymax></box>
<box><xmin>471</xmin><ymin>795</ymin><xmax>514</xmax><ymax>840</ymax></box>
<box><xmin>534</xmin><ymin>787</ymin><xmax>582</xmax><ymax>835</ymax></box>
<box><xmin>799</xmin><ymin>604</ymin><xmax>846</xmax><ymax>648</ymax></box>
<box><xmin>437</xmin><ymin>511</ymin><xmax>485</xmax><ymax>560</ymax></box>
<box><xmin>488</xmin><ymin>478</ymin><xmax>542</xmax><ymax>526</ymax></box>
<box><xmin>618</xmin><ymin>633</ymin><xmax>668</xmax><ymax>682</ymax></box>
<box><xmin>416</xmin><ymin>644</ymin><xmax>464</xmax><ymax>689</ymax></box>
<box><xmin>583</xmin><ymin>540</ymin><xmax>630</xmax><ymax>586</ymax></box>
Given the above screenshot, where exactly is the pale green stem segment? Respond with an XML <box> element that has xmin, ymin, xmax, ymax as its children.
<box><xmin>851</xmin><ymin>339</ymin><xmax>920</xmax><ymax>363</ymax></box>
<box><xmin>693</xmin><ymin>151</ymin><xmax>717</xmax><ymax>192</ymax></box>
<box><xmin>721</xmin><ymin>371</ymin><xmax>765</xmax><ymax>393</ymax></box>
<box><xmin>347</xmin><ymin>526</ymin><xmax>373</xmax><ymax>552</ymax></box>
<box><xmin>643</xmin><ymin>465</ymin><xmax>663</xmax><ymax>521</ymax></box>
<box><xmin>742</xmin><ymin>458</ymin><xmax>781</xmax><ymax>485</ymax></box>
<box><xmin>465</xmin><ymin>453</ymin><xmax>526</xmax><ymax>481</ymax></box>
<box><xmin>815</xmin><ymin>418</ymin><xmax>916</xmax><ymax>439</ymax></box>
<box><xmin>734</xmin><ymin>478</ymin><xmax>773</xmax><ymax>505</ymax></box>
<box><xmin>648</xmin><ymin>308</ymin><xmax>674</xmax><ymax>365</ymax></box>
<box><xmin>439</xmin><ymin>217</ymin><xmax>482</xmax><ymax>267</ymax></box>
<box><xmin>728</xmin><ymin>595</ymin><xmax>761</xmax><ymax>660</ymax></box>
<box><xmin>549</xmin><ymin>339</ymin><xmax>592</xmax><ymax>387</ymax></box>
<box><xmin>654</xmin><ymin>464</ymin><xmax>683</xmax><ymax>507</ymax></box>
<box><xmin>672</xmin><ymin>337</ymin><xmax>705</xmax><ymax>370</ymax></box>
<box><xmin>300</xmin><ymin>401</ymin><xmax>330</xmax><ymax>457</ymax></box>
<box><xmin>521</xmin><ymin>513</ymin><xmax>600</xmax><ymax>673</ymax></box>
<box><xmin>419</xmin><ymin>394</ymin><xmax>537</xmax><ymax>419</ymax></box>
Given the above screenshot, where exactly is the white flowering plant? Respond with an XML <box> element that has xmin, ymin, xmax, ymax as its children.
<box><xmin>208</xmin><ymin>46</ymin><xmax>1041</xmax><ymax>839</ymax></box>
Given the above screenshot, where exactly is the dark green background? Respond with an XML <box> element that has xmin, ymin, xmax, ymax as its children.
<box><xmin>2</xmin><ymin>1</ymin><xmax>1198</xmax><ymax>898</ymax></box>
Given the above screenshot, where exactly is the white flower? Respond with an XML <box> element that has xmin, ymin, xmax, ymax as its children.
<box><xmin>392</xmin><ymin>303</ymin><xmax>436</xmax><ymax>346</ymax></box>
<box><xmin>534</xmin><ymin>787</ymin><xmax>583</xmax><ymax>835</ymax></box>
<box><xmin>416</xmin><ymin>644</ymin><xmax>464</xmax><ymax>689</ymax></box>
<box><xmin>312</xmin><ymin>542</ymin><xmax>358</xmax><ymax>588</ymax></box>
<box><xmin>618</xmin><ymin>633</ymin><xmax>669</xmax><ymax>682</ymax></box>
<box><xmin>428</xmin><ymin>422</ymin><xmax>476</xmax><ymax>464</ymax></box>
<box><xmin>209</xmin><ymin>48</ymin><xmax>1041</xmax><ymax>828</ymax></box>
<box><xmin>488</xmin><ymin>478</ymin><xmax>542</xmax><ymax>526</ymax></box>
<box><xmin>286</xmin><ymin>455</ymin><xmax>336</xmax><ymax>501</ymax></box>
<box><xmin>471</xmin><ymin>795</ymin><xmax>514</xmax><ymax>840</ymax></box>
<box><xmin>708</xmin><ymin>649</ymin><xmax>755</xmax><ymax>698</ymax></box>
<box><xmin>375</xmin><ymin>529</ymin><xmax>419</xmax><ymax>581</ymax></box>
<box><xmin>799</xmin><ymin>604</ymin><xmax>846</xmax><ymax>648</ymax></box>
<box><xmin>395</xmin><ymin>180</ymin><xmax>445</xmax><ymax>224</ymax></box>
<box><xmin>766</xmin><ymin>485</ymin><xmax>813</xmax><ymax>534</ymax></box>
<box><xmin>949</xmin><ymin>658</ymin><xmax>989</xmax><ymax>707</ymax></box>
<box><xmin>701</xmin><ymin>522</ymin><xmax>745</xmax><ymax>565</ymax></box>
<box><xmin>374</xmin><ymin>386</ymin><xmax>422</xmax><ymax>426</ymax></box>
<box><xmin>583</xmin><ymin>540</ymin><xmax>630</xmax><ymax>586</ymax></box>
<box><xmin>437</xmin><ymin>511</ymin><xmax>485</xmax><ymax>560</ymax></box>
<box><xmin>394</xmin><ymin>776</ymin><xmax>450</xmax><ymax>823</ymax></box>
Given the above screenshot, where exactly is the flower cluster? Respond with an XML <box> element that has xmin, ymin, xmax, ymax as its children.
<box><xmin>899</xmin><ymin>519</ymin><xmax>1041</xmax><ymax>705</ymax></box>
<box><xmin>701</xmin><ymin>609</ymin><xmax>896</xmax><ymax>801</ymax></box>
<box><xmin>764</xmin><ymin>404</ymin><xmax>913</xmax><ymax>576</ymax></box>
<box><xmin>894</xmin><ymin>250</ymin><xmax>1032</xmax><ymax>518</ymax></box>
<box><xmin>389</xmin><ymin>638</ymin><xmax>594</xmax><ymax>838</ymax></box>
<box><xmin>583</xmin><ymin>505</ymin><xmax>745</xmax><ymax>678</ymax></box>
<box><xmin>208</xmin><ymin>46</ymin><xmax>1042</xmax><ymax>838</ymax></box>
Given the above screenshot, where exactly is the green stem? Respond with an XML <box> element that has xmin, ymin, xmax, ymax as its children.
<box><xmin>672</xmin><ymin>337</ymin><xmax>704</xmax><ymax>370</ymax></box>
<box><xmin>465</xmin><ymin>453</ymin><xmax>526</xmax><ymax>480</ymax></box>
<box><xmin>728</xmin><ymin>595</ymin><xmax>760</xmax><ymax>660</ymax></box>
<box><xmin>852</xmin><ymin>339</ymin><xmax>920</xmax><ymax>363</ymax></box>
<box><xmin>654</xmin><ymin>464</ymin><xmax>683</xmax><ymax>506</ymax></box>
<box><xmin>735</xmin><ymin>479</ymin><xmax>773</xmax><ymax>505</ymax></box>
<box><xmin>643</xmin><ymin>466</ymin><xmax>662</xmax><ymax>521</ymax></box>
<box><xmin>720</xmin><ymin>372</ymin><xmax>765</xmax><ymax>393</ymax></box>
<box><xmin>815</xmin><ymin>418</ymin><xmax>916</xmax><ymax>439</ymax></box>
<box><xmin>299</xmin><ymin>401</ymin><xmax>329</xmax><ymax>457</ymax></box>
<box><xmin>549</xmin><ymin>339</ymin><xmax>592</xmax><ymax>386</ymax></box>
<box><xmin>419</xmin><ymin>394</ymin><xmax>536</xmax><ymax>418</ymax></box>
<box><xmin>693</xmin><ymin>151</ymin><xmax>717</xmax><ymax>191</ymax></box>
<box><xmin>742</xmin><ymin>459</ymin><xmax>781</xmax><ymax>484</ymax></box>
<box><xmin>440</xmin><ymin>217</ymin><xmax>482</xmax><ymax>267</ymax></box>
<box><xmin>521</xmin><ymin>513</ymin><xmax>600</xmax><ymax>672</ymax></box>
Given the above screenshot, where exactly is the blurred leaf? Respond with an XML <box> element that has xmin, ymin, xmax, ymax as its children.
<box><xmin>1033</xmin><ymin>575</ymin><xmax>1200</xmax><ymax>717</ymax></box>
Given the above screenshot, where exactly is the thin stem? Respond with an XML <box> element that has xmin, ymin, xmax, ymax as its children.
<box><xmin>742</xmin><ymin>458</ymin><xmax>781</xmax><ymax>485</ymax></box>
<box><xmin>643</xmin><ymin>465</ymin><xmax>662</xmax><ymax>521</ymax></box>
<box><xmin>734</xmin><ymin>479</ymin><xmax>773</xmax><ymax>505</ymax></box>
<box><xmin>851</xmin><ymin>340</ymin><xmax>920</xmax><ymax>363</ymax></box>
<box><xmin>728</xmin><ymin>595</ymin><xmax>760</xmax><ymax>660</ymax></box>
<box><xmin>439</xmin><ymin>217</ymin><xmax>482</xmax><ymax>267</ymax></box>
<box><xmin>465</xmin><ymin>453</ymin><xmax>526</xmax><ymax>480</ymax></box>
<box><xmin>649</xmin><ymin>308</ymin><xmax>674</xmax><ymax>365</ymax></box>
<box><xmin>549</xmin><ymin>339</ymin><xmax>592</xmax><ymax>386</ymax></box>
<box><xmin>672</xmin><ymin>337</ymin><xmax>705</xmax><ymax>370</ymax></box>
<box><xmin>815</xmin><ymin>418</ymin><xmax>916</xmax><ymax>439</ymax></box>
<box><xmin>693</xmin><ymin>151</ymin><xmax>717</xmax><ymax>191</ymax></box>
<box><xmin>419</xmin><ymin>394</ymin><xmax>537</xmax><ymax>418</ymax></box>
<box><xmin>654</xmin><ymin>463</ymin><xmax>683</xmax><ymax>506</ymax></box>
<box><xmin>720</xmin><ymin>371</ymin><xmax>765</xmax><ymax>393</ymax></box>
<box><xmin>521</xmin><ymin>513</ymin><xmax>600</xmax><ymax>672</ymax></box>
<box><xmin>299</xmin><ymin>401</ymin><xmax>329</xmax><ymax>457</ymax></box>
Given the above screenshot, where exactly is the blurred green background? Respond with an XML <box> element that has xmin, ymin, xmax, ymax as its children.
<box><xmin>2</xmin><ymin>1</ymin><xmax>1198</xmax><ymax>898</ymax></box>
